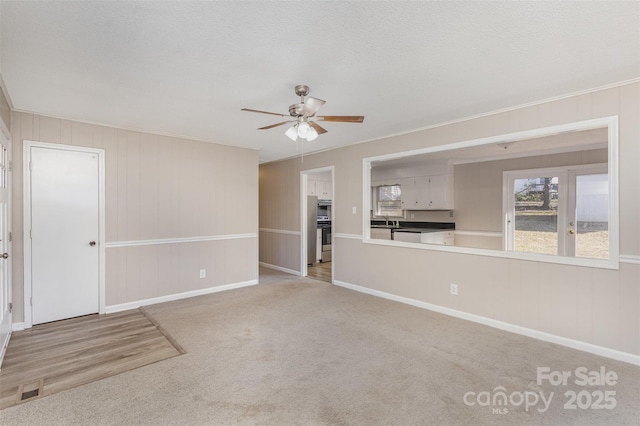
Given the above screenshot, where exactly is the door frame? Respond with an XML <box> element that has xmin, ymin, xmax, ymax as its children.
<box><xmin>0</xmin><ymin>125</ymin><xmax>12</xmax><ymax>365</ymax></box>
<box><xmin>503</xmin><ymin>162</ymin><xmax>609</xmax><ymax>257</ymax></box>
<box><xmin>300</xmin><ymin>166</ymin><xmax>334</xmax><ymax>280</ymax></box>
<box><xmin>23</xmin><ymin>141</ymin><xmax>106</xmax><ymax>329</ymax></box>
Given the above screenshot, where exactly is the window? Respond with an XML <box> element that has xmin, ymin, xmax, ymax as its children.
<box><xmin>373</xmin><ymin>184</ymin><xmax>403</xmax><ymax>217</ymax></box>
<box><xmin>504</xmin><ymin>164</ymin><xmax>608</xmax><ymax>259</ymax></box>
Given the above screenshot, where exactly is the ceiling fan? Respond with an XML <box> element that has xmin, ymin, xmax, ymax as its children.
<box><xmin>241</xmin><ymin>85</ymin><xmax>364</xmax><ymax>142</ymax></box>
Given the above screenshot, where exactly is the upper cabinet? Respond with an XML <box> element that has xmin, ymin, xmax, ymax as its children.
<box><xmin>308</xmin><ymin>179</ymin><xmax>332</xmax><ymax>200</ymax></box>
<box><xmin>424</xmin><ymin>174</ymin><xmax>454</xmax><ymax>209</ymax></box>
<box><xmin>398</xmin><ymin>174</ymin><xmax>453</xmax><ymax>210</ymax></box>
<box><xmin>371</xmin><ymin>161</ymin><xmax>454</xmax><ymax>210</ymax></box>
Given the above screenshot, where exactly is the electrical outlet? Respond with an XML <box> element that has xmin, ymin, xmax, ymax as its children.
<box><xmin>450</xmin><ymin>283</ymin><xmax>458</xmax><ymax>295</ymax></box>
<box><xmin>199</xmin><ymin>269</ymin><xmax>206</xmax><ymax>279</ymax></box>
<box><xmin>410</xmin><ymin>213</ymin><xmax>415</xmax><ymax>219</ymax></box>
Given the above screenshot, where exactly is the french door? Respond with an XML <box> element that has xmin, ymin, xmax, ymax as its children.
<box><xmin>504</xmin><ymin>164</ymin><xmax>608</xmax><ymax>259</ymax></box>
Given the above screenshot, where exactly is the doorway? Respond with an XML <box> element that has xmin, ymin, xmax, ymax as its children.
<box><xmin>23</xmin><ymin>142</ymin><xmax>105</xmax><ymax>328</ymax></box>
<box><xmin>301</xmin><ymin>166</ymin><xmax>334</xmax><ymax>283</ymax></box>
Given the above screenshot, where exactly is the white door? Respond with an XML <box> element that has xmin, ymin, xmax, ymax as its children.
<box><xmin>29</xmin><ymin>146</ymin><xmax>100</xmax><ymax>325</ymax></box>
<box><xmin>0</xmin><ymin>132</ymin><xmax>11</xmax><ymax>365</ymax></box>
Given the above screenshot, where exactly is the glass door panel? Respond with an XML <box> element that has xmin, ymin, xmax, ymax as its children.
<box><xmin>574</xmin><ymin>173</ymin><xmax>609</xmax><ymax>259</ymax></box>
<box><xmin>513</xmin><ymin>176</ymin><xmax>559</xmax><ymax>255</ymax></box>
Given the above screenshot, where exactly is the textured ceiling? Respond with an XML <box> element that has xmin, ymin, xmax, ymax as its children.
<box><xmin>1</xmin><ymin>1</ymin><xmax>638</xmax><ymax>163</ymax></box>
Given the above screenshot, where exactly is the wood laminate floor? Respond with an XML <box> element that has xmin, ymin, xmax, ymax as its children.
<box><xmin>307</xmin><ymin>261</ymin><xmax>332</xmax><ymax>283</ymax></box>
<box><xmin>0</xmin><ymin>308</ymin><xmax>184</xmax><ymax>410</ymax></box>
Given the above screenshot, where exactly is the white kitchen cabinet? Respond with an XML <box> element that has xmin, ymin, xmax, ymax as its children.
<box><xmin>398</xmin><ymin>178</ymin><xmax>417</xmax><ymax>210</ymax></box>
<box><xmin>307</xmin><ymin>180</ymin><xmax>317</xmax><ymax>196</ymax></box>
<box><xmin>426</xmin><ymin>174</ymin><xmax>453</xmax><ymax>209</ymax></box>
<box><xmin>399</xmin><ymin>174</ymin><xmax>453</xmax><ymax>210</ymax></box>
<box><xmin>316</xmin><ymin>180</ymin><xmax>332</xmax><ymax>200</ymax></box>
<box><xmin>393</xmin><ymin>230</ymin><xmax>455</xmax><ymax>245</ymax></box>
<box><xmin>420</xmin><ymin>230</ymin><xmax>455</xmax><ymax>245</ymax></box>
<box><xmin>370</xmin><ymin>228</ymin><xmax>392</xmax><ymax>240</ymax></box>
<box><xmin>308</xmin><ymin>179</ymin><xmax>332</xmax><ymax>200</ymax></box>
<box><xmin>392</xmin><ymin>231</ymin><xmax>421</xmax><ymax>243</ymax></box>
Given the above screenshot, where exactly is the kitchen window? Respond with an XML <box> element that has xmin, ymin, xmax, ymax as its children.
<box><xmin>373</xmin><ymin>184</ymin><xmax>403</xmax><ymax>218</ymax></box>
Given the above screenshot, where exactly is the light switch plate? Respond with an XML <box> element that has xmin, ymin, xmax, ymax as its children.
<box><xmin>352</xmin><ymin>206</ymin><xmax>357</xmax><ymax>214</ymax></box>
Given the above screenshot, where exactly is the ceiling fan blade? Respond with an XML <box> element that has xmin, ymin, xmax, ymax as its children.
<box><xmin>303</xmin><ymin>97</ymin><xmax>326</xmax><ymax>116</ymax></box>
<box><xmin>241</xmin><ymin>108</ymin><xmax>287</xmax><ymax>117</ymax></box>
<box><xmin>258</xmin><ymin>121</ymin><xmax>292</xmax><ymax>130</ymax></box>
<box><xmin>309</xmin><ymin>121</ymin><xmax>328</xmax><ymax>135</ymax></box>
<box><xmin>317</xmin><ymin>115</ymin><xmax>365</xmax><ymax>123</ymax></box>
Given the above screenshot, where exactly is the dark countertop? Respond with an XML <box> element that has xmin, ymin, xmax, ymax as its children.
<box><xmin>392</xmin><ymin>228</ymin><xmax>453</xmax><ymax>234</ymax></box>
<box><xmin>370</xmin><ymin>220</ymin><xmax>454</xmax><ymax>231</ymax></box>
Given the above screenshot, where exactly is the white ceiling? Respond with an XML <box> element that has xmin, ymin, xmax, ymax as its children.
<box><xmin>1</xmin><ymin>1</ymin><xmax>638</xmax><ymax>163</ymax></box>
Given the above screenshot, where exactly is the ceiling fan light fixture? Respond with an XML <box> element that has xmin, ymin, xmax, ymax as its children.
<box><xmin>297</xmin><ymin>121</ymin><xmax>311</xmax><ymax>138</ymax></box>
<box><xmin>242</xmin><ymin>85</ymin><xmax>365</xmax><ymax>143</ymax></box>
<box><xmin>306</xmin><ymin>127</ymin><xmax>319</xmax><ymax>141</ymax></box>
<box><xmin>285</xmin><ymin>125</ymin><xmax>298</xmax><ymax>141</ymax></box>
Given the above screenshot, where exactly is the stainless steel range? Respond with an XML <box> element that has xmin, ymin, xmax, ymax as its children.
<box><xmin>318</xmin><ymin>220</ymin><xmax>331</xmax><ymax>263</ymax></box>
<box><xmin>307</xmin><ymin>196</ymin><xmax>332</xmax><ymax>265</ymax></box>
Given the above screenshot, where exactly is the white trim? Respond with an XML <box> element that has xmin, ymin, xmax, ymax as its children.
<box><xmin>258</xmin><ymin>228</ymin><xmax>301</xmax><ymax>236</ymax></box>
<box><xmin>361</xmin><ymin>237</ymin><xmax>619</xmax><ymax>270</ymax></box>
<box><xmin>619</xmin><ymin>255</ymin><xmax>640</xmax><ymax>265</ymax></box>
<box><xmin>364</xmin><ymin>116</ymin><xmax>618</xmax><ymax>164</ymax></box>
<box><xmin>11</xmin><ymin>322</ymin><xmax>24</xmax><ymax>332</ymax></box>
<box><xmin>259</xmin><ymin>262</ymin><xmax>301</xmax><ymax>276</ymax></box>
<box><xmin>300</xmin><ymin>166</ymin><xmax>335</xmax><ymax>279</ymax></box>
<box><xmin>106</xmin><ymin>279</ymin><xmax>258</xmax><ymax>314</ymax></box>
<box><xmin>334</xmin><ymin>280</ymin><xmax>640</xmax><ymax>366</ymax></box>
<box><xmin>362</xmin><ymin>116</ymin><xmax>620</xmax><ymax>271</ymax></box>
<box><xmin>105</xmin><ymin>233</ymin><xmax>256</xmax><ymax>248</ymax></box>
<box><xmin>334</xmin><ymin>233</ymin><xmax>362</xmax><ymax>240</ymax></box>
<box><xmin>23</xmin><ymin>141</ymin><xmax>107</xmax><ymax>329</ymax></box>
<box><xmin>0</xmin><ymin>127</ymin><xmax>12</xmax><ymax>368</ymax></box>
<box><xmin>455</xmin><ymin>230</ymin><xmax>502</xmax><ymax>238</ymax></box>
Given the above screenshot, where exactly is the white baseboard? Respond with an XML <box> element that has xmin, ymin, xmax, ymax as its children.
<box><xmin>11</xmin><ymin>322</ymin><xmax>25</xmax><ymax>332</ymax></box>
<box><xmin>259</xmin><ymin>262</ymin><xmax>301</xmax><ymax>276</ymax></box>
<box><xmin>333</xmin><ymin>280</ymin><xmax>640</xmax><ymax>366</ymax></box>
<box><xmin>105</xmin><ymin>279</ymin><xmax>258</xmax><ymax>314</ymax></box>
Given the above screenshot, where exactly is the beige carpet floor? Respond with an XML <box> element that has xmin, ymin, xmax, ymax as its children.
<box><xmin>0</xmin><ymin>267</ymin><xmax>638</xmax><ymax>425</ymax></box>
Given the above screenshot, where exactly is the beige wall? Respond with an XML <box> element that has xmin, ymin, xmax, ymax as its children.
<box><xmin>0</xmin><ymin>86</ymin><xmax>9</xmax><ymax>132</ymax></box>
<box><xmin>454</xmin><ymin>148</ymin><xmax>607</xmax><ymax>249</ymax></box>
<box><xmin>259</xmin><ymin>82</ymin><xmax>640</xmax><ymax>357</ymax></box>
<box><xmin>11</xmin><ymin>112</ymin><xmax>258</xmax><ymax>321</ymax></box>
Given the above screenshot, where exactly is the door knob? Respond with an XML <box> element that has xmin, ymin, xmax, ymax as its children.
<box><xmin>0</xmin><ymin>253</ymin><xmax>8</xmax><ymax>259</ymax></box>
<box><xmin>568</xmin><ymin>229</ymin><xmax>575</xmax><ymax>235</ymax></box>
<box><xmin>89</xmin><ymin>241</ymin><xmax>96</xmax><ymax>247</ymax></box>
